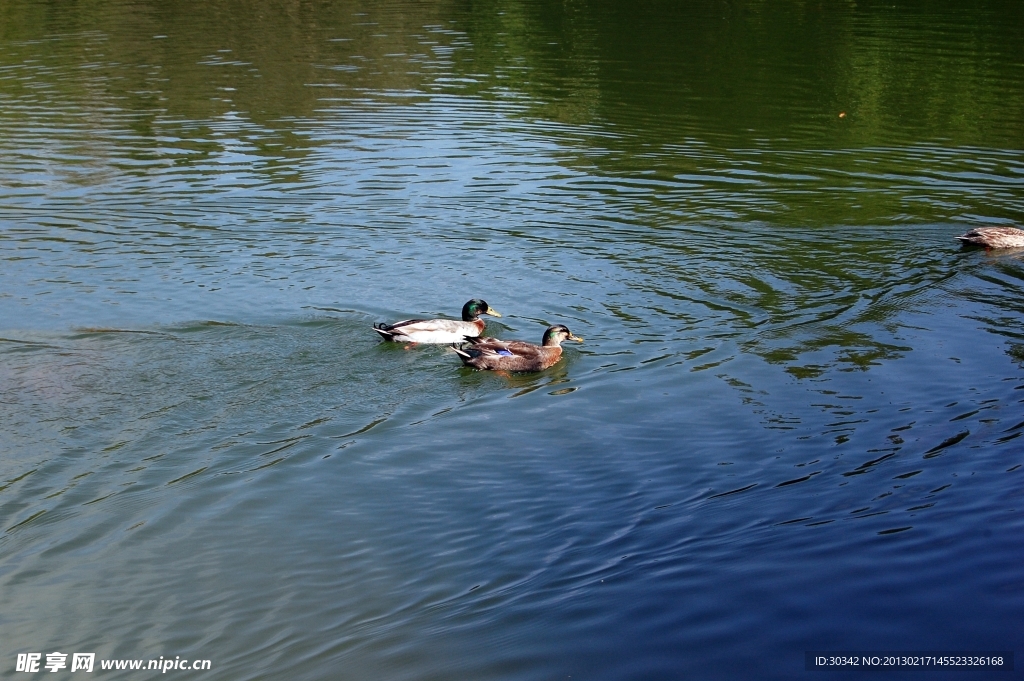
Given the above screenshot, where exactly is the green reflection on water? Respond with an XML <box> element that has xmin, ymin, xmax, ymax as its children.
<box><xmin>2</xmin><ymin>0</ymin><xmax>1021</xmax><ymax>229</ymax></box>
<box><xmin>3</xmin><ymin>0</ymin><xmax>1022</xmax><ymax>141</ymax></box>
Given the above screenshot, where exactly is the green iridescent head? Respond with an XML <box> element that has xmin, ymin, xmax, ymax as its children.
<box><xmin>462</xmin><ymin>299</ymin><xmax>502</xmax><ymax>321</ymax></box>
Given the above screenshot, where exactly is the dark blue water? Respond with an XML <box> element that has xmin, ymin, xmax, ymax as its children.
<box><xmin>2</xmin><ymin>1</ymin><xmax>1023</xmax><ymax>678</ymax></box>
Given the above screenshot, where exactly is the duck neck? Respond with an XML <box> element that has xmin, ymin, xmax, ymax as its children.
<box><xmin>544</xmin><ymin>346</ymin><xmax>563</xmax><ymax>362</ymax></box>
<box><xmin>540</xmin><ymin>339</ymin><xmax>565</xmax><ymax>356</ymax></box>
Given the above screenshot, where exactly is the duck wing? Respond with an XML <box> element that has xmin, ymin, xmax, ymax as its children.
<box><xmin>464</xmin><ymin>336</ymin><xmax>513</xmax><ymax>350</ymax></box>
<box><xmin>457</xmin><ymin>337</ymin><xmax>559</xmax><ymax>371</ymax></box>
<box><xmin>374</xmin><ymin>318</ymin><xmax>483</xmax><ymax>343</ymax></box>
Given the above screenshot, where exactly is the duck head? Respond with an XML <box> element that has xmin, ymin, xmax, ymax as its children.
<box><xmin>462</xmin><ymin>299</ymin><xmax>502</xmax><ymax>321</ymax></box>
<box><xmin>542</xmin><ymin>324</ymin><xmax>584</xmax><ymax>347</ymax></box>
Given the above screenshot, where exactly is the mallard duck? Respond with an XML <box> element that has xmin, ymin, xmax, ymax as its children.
<box><xmin>955</xmin><ymin>226</ymin><xmax>1024</xmax><ymax>249</ymax></box>
<box><xmin>372</xmin><ymin>299</ymin><xmax>501</xmax><ymax>343</ymax></box>
<box><xmin>453</xmin><ymin>324</ymin><xmax>583</xmax><ymax>372</ymax></box>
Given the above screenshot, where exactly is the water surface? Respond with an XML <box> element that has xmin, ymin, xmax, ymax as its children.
<box><xmin>2</xmin><ymin>1</ymin><xmax>1024</xmax><ymax>679</ymax></box>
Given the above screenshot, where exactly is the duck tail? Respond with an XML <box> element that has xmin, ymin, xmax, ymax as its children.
<box><xmin>372</xmin><ymin>325</ymin><xmax>395</xmax><ymax>340</ymax></box>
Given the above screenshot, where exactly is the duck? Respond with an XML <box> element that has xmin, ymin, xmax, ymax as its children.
<box><xmin>372</xmin><ymin>299</ymin><xmax>502</xmax><ymax>343</ymax></box>
<box><xmin>955</xmin><ymin>226</ymin><xmax>1024</xmax><ymax>249</ymax></box>
<box><xmin>453</xmin><ymin>324</ymin><xmax>583</xmax><ymax>372</ymax></box>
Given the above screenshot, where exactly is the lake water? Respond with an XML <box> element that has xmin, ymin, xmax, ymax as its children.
<box><xmin>2</xmin><ymin>1</ymin><xmax>1023</xmax><ymax>679</ymax></box>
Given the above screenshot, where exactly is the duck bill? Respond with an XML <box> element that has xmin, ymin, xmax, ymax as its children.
<box><xmin>486</xmin><ymin>307</ymin><xmax>502</xmax><ymax>318</ymax></box>
<box><xmin>569</xmin><ymin>334</ymin><xmax>583</xmax><ymax>342</ymax></box>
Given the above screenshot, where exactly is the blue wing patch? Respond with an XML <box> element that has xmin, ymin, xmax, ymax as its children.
<box><xmin>496</xmin><ymin>349</ymin><xmax>514</xmax><ymax>356</ymax></box>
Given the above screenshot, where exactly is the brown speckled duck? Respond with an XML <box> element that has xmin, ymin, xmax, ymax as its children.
<box><xmin>955</xmin><ymin>226</ymin><xmax>1024</xmax><ymax>250</ymax></box>
<box><xmin>373</xmin><ymin>299</ymin><xmax>501</xmax><ymax>344</ymax></box>
<box><xmin>453</xmin><ymin>324</ymin><xmax>583</xmax><ymax>372</ymax></box>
